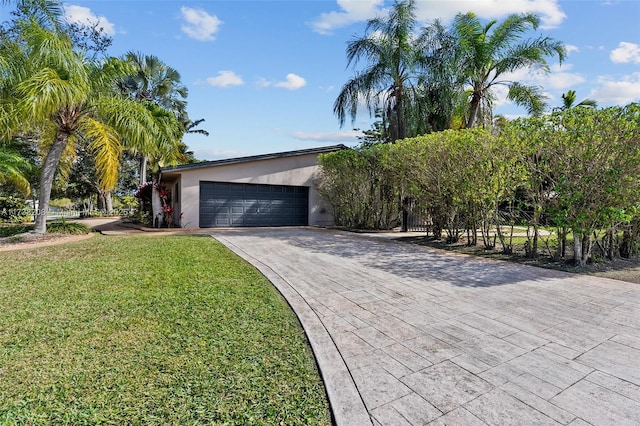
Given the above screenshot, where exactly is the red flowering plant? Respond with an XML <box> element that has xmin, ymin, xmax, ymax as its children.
<box><xmin>162</xmin><ymin>203</ymin><xmax>175</xmax><ymax>227</ymax></box>
<box><xmin>134</xmin><ymin>182</ymin><xmax>175</xmax><ymax>227</ymax></box>
<box><xmin>155</xmin><ymin>183</ymin><xmax>174</xmax><ymax>227</ymax></box>
<box><xmin>134</xmin><ymin>183</ymin><xmax>153</xmax><ymax>225</ymax></box>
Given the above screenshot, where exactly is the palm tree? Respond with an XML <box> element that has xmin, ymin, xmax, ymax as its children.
<box><xmin>414</xmin><ymin>18</ymin><xmax>467</xmax><ymax>133</ymax></box>
<box><xmin>334</xmin><ymin>0</ymin><xmax>423</xmax><ymax>143</ymax></box>
<box><xmin>120</xmin><ymin>51</ymin><xmax>189</xmax><ymax>184</ymax></box>
<box><xmin>184</xmin><ymin>118</ymin><xmax>209</xmax><ymax>136</ymax></box>
<box><xmin>1</xmin><ymin>20</ymin><xmax>182</xmax><ymax>233</ymax></box>
<box><xmin>453</xmin><ymin>12</ymin><xmax>566</xmax><ymax>128</ymax></box>
<box><xmin>556</xmin><ymin>89</ymin><xmax>597</xmax><ymax>111</ymax></box>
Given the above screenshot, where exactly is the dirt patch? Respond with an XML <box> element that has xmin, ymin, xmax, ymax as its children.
<box><xmin>394</xmin><ymin>235</ymin><xmax>640</xmax><ymax>285</ymax></box>
<box><xmin>0</xmin><ymin>232</ymin><xmax>95</xmax><ymax>252</ymax></box>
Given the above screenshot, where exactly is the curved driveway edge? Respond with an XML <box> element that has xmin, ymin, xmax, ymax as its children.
<box><xmin>212</xmin><ymin>228</ymin><xmax>640</xmax><ymax>426</ymax></box>
<box><xmin>213</xmin><ymin>233</ymin><xmax>372</xmax><ymax>426</ymax></box>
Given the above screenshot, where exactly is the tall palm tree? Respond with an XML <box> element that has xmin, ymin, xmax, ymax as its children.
<box><xmin>1</xmin><ymin>20</ymin><xmax>182</xmax><ymax>233</ymax></box>
<box><xmin>453</xmin><ymin>12</ymin><xmax>566</xmax><ymax>128</ymax></box>
<box><xmin>120</xmin><ymin>51</ymin><xmax>189</xmax><ymax>183</ymax></box>
<box><xmin>414</xmin><ymin>18</ymin><xmax>466</xmax><ymax>133</ymax></box>
<box><xmin>334</xmin><ymin>0</ymin><xmax>422</xmax><ymax>143</ymax></box>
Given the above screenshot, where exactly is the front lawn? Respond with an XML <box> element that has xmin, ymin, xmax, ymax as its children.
<box><xmin>0</xmin><ymin>235</ymin><xmax>331</xmax><ymax>425</ymax></box>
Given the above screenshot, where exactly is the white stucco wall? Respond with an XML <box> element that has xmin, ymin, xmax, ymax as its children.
<box><xmin>163</xmin><ymin>152</ymin><xmax>334</xmax><ymax>228</ymax></box>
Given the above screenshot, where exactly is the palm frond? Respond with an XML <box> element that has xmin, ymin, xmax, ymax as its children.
<box><xmin>15</xmin><ymin>0</ymin><xmax>64</xmax><ymax>29</ymax></box>
<box><xmin>95</xmin><ymin>96</ymin><xmax>155</xmax><ymax>155</ymax></box>
<box><xmin>16</xmin><ymin>67</ymin><xmax>88</xmax><ymax>122</ymax></box>
<box><xmin>52</xmin><ymin>134</ymin><xmax>77</xmax><ymax>190</ymax></box>
<box><xmin>508</xmin><ymin>82</ymin><xmax>548</xmax><ymax>116</ymax></box>
<box><xmin>0</xmin><ymin>146</ymin><xmax>32</xmax><ymax>195</ymax></box>
<box><xmin>80</xmin><ymin>116</ymin><xmax>122</xmax><ymax>191</ymax></box>
<box><xmin>488</xmin><ymin>13</ymin><xmax>539</xmax><ymax>53</ymax></box>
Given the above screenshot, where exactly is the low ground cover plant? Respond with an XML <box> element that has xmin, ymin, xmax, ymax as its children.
<box><xmin>45</xmin><ymin>218</ymin><xmax>90</xmax><ymax>235</ymax></box>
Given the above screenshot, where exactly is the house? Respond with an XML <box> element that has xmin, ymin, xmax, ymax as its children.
<box><xmin>160</xmin><ymin>144</ymin><xmax>346</xmax><ymax>228</ymax></box>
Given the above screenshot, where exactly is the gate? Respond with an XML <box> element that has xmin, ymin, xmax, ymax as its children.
<box><xmin>402</xmin><ymin>198</ymin><xmax>431</xmax><ymax>233</ymax></box>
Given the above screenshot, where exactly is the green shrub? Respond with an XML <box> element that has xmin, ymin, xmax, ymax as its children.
<box><xmin>318</xmin><ymin>145</ymin><xmax>401</xmax><ymax>230</ymax></box>
<box><xmin>0</xmin><ymin>224</ymin><xmax>33</xmax><ymax>237</ymax></box>
<box><xmin>47</xmin><ymin>218</ymin><xmax>90</xmax><ymax>235</ymax></box>
<box><xmin>113</xmin><ymin>195</ymin><xmax>137</xmax><ymax>210</ymax></box>
<box><xmin>0</xmin><ymin>197</ymin><xmax>29</xmax><ymax>223</ymax></box>
<box><xmin>48</xmin><ymin>198</ymin><xmax>74</xmax><ymax>210</ymax></box>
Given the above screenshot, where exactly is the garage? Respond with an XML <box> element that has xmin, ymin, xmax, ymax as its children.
<box><xmin>199</xmin><ymin>181</ymin><xmax>309</xmax><ymax>227</ymax></box>
<box><xmin>160</xmin><ymin>145</ymin><xmax>344</xmax><ymax>229</ymax></box>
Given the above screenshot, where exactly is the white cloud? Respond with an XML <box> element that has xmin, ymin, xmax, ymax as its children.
<box><xmin>193</xmin><ymin>148</ymin><xmax>249</xmax><ymax>161</ymax></box>
<box><xmin>490</xmin><ymin>84</ymin><xmax>511</xmax><ymax>107</ymax></box>
<box><xmin>501</xmin><ymin>113</ymin><xmax>529</xmax><ymax>121</ymax></box>
<box><xmin>275</xmin><ymin>73</ymin><xmax>307</xmax><ymax>90</ymax></box>
<box><xmin>497</xmin><ymin>63</ymin><xmax>584</xmax><ymax>92</ymax></box>
<box><xmin>180</xmin><ymin>6</ymin><xmax>222</xmax><ymax>41</ymax></box>
<box><xmin>63</xmin><ymin>4</ymin><xmax>115</xmax><ymax>35</ymax></box>
<box><xmin>206</xmin><ymin>70</ymin><xmax>244</xmax><ymax>88</ymax></box>
<box><xmin>290</xmin><ymin>130</ymin><xmax>362</xmax><ymax>142</ymax></box>
<box><xmin>256</xmin><ymin>78</ymin><xmax>271</xmax><ymax>88</ymax></box>
<box><xmin>311</xmin><ymin>0</ymin><xmax>566</xmax><ymax>34</ymax></box>
<box><xmin>545</xmin><ymin>64</ymin><xmax>587</xmax><ymax>89</ymax></box>
<box><xmin>482</xmin><ymin>63</ymin><xmax>585</xmax><ymax>111</ymax></box>
<box><xmin>589</xmin><ymin>72</ymin><xmax>640</xmax><ymax>105</ymax></box>
<box><xmin>565</xmin><ymin>44</ymin><xmax>579</xmax><ymax>54</ymax></box>
<box><xmin>416</xmin><ymin>0</ymin><xmax>566</xmax><ymax>29</ymax></box>
<box><xmin>259</xmin><ymin>73</ymin><xmax>307</xmax><ymax>90</ymax></box>
<box><xmin>610</xmin><ymin>42</ymin><xmax>640</xmax><ymax>64</ymax></box>
<box><xmin>310</xmin><ymin>0</ymin><xmax>385</xmax><ymax>34</ymax></box>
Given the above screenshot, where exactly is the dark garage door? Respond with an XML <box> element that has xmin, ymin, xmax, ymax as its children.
<box><xmin>199</xmin><ymin>181</ymin><xmax>309</xmax><ymax>227</ymax></box>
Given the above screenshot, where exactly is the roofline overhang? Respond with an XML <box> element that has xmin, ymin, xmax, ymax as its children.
<box><xmin>161</xmin><ymin>144</ymin><xmax>348</xmax><ymax>174</ymax></box>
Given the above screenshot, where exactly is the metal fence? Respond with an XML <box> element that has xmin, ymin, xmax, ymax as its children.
<box><xmin>402</xmin><ymin>198</ymin><xmax>432</xmax><ymax>233</ymax></box>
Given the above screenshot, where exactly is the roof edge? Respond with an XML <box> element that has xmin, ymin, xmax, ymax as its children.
<box><xmin>161</xmin><ymin>144</ymin><xmax>348</xmax><ymax>173</ymax></box>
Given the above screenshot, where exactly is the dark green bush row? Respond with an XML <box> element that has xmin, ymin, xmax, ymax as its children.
<box><xmin>319</xmin><ymin>104</ymin><xmax>640</xmax><ymax>266</ymax></box>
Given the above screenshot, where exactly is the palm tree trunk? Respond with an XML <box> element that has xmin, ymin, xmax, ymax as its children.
<box><xmin>139</xmin><ymin>155</ymin><xmax>148</xmax><ymax>185</ymax></box>
<box><xmin>105</xmin><ymin>191</ymin><xmax>113</xmax><ymax>213</ymax></box>
<box><xmin>467</xmin><ymin>92</ymin><xmax>481</xmax><ymax>128</ymax></box>
<box><xmin>34</xmin><ymin>132</ymin><xmax>69</xmax><ymax>234</ymax></box>
<box><xmin>395</xmin><ymin>86</ymin><xmax>406</xmax><ymax>141</ymax></box>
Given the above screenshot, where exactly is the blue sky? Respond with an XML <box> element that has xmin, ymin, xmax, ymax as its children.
<box><xmin>3</xmin><ymin>1</ymin><xmax>640</xmax><ymax>160</ymax></box>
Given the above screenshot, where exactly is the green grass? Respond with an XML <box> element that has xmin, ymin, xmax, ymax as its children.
<box><xmin>0</xmin><ymin>235</ymin><xmax>331</xmax><ymax>425</ymax></box>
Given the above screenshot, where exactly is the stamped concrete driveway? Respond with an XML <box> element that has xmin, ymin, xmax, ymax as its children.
<box><xmin>213</xmin><ymin>228</ymin><xmax>640</xmax><ymax>426</ymax></box>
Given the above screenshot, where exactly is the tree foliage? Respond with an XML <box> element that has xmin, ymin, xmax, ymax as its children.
<box><xmin>0</xmin><ymin>145</ymin><xmax>31</xmax><ymax>196</ymax></box>
<box><xmin>318</xmin><ymin>145</ymin><xmax>400</xmax><ymax>229</ymax></box>
<box><xmin>335</xmin><ymin>2</ymin><xmax>566</xmax><ymax>138</ymax></box>
<box><xmin>334</xmin><ymin>0</ymin><xmax>422</xmax><ymax>143</ymax></box>
<box><xmin>0</xmin><ymin>14</ymin><xmax>184</xmax><ymax>232</ymax></box>
<box><xmin>320</xmin><ymin>103</ymin><xmax>640</xmax><ymax>266</ymax></box>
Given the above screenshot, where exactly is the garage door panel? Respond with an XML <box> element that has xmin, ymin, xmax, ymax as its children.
<box><xmin>200</xmin><ymin>182</ymin><xmax>308</xmax><ymax>228</ymax></box>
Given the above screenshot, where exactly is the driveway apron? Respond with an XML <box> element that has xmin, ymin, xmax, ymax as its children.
<box><xmin>212</xmin><ymin>228</ymin><xmax>640</xmax><ymax>426</ymax></box>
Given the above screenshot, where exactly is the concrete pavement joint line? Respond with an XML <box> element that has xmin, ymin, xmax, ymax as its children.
<box><xmin>212</xmin><ymin>235</ymin><xmax>373</xmax><ymax>426</ymax></box>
